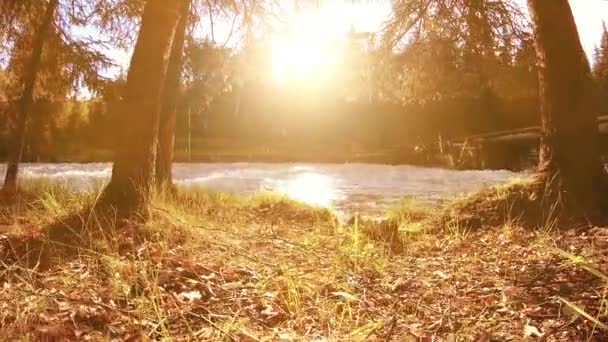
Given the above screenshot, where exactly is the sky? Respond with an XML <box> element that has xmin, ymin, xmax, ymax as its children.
<box><xmin>302</xmin><ymin>0</ymin><xmax>608</xmax><ymax>62</ymax></box>
<box><xmin>569</xmin><ymin>0</ymin><xmax>608</xmax><ymax>60</ymax></box>
<box><xmin>95</xmin><ymin>0</ymin><xmax>608</xmax><ymax>79</ymax></box>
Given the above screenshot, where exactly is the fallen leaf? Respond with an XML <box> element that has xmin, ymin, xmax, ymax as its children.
<box><xmin>390</xmin><ymin>278</ymin><xmax>411</xmax><ymax>292</ymax></box>
<box><xmin>37</xmin><ymin>324</ymin><xmax>74</xmax><ymax>339</ymax></box>
<box><xmin>433</xmin><ymin>270</ymin><xmax>449</xmax><ymax>280</ymax></box>
<box><xmin>259</xmin><ymin>304</ymin><xmax>286</xmax><ymax>326</ymax></box>
<box><xmin>277</xmin><ymin>330</ymin><xmax>297</xmax><ymax>341</ymax></box>
<box><xmin>124</xmin><ymin>331</ymin><xmax>150</xmax><ymax>342</ymax></box>
<box><xmin>178</xmin><ymin>290</ymin><xmax>202</xmax><ymax>302</ymax></box>
<box><xmin>331</xmin><ymin>291</ymin><xmax>358</xmax><ymax>302</ymax></box>
<box><xmin>261</xmin><ymin>304</ymin><xmax>278</xmax><ymax>317</ymax></box>
<box><xmin>524</xmin><ymin>322</ymin><xmax>542</xmax><ymax>338</ymax></box>
<box><xmin>221</xmin><ymin>281</ymin><xmax>243</xmax><ymax>290</ymax></box>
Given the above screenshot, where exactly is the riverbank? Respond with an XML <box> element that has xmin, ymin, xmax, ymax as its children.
<box><xmin>1</xmin><ymin>181</ymin><xmax>607</xmax><ymax>340</ymax></box>
<box><xmin>0</xmin><ymin>163</ymin><xmax>521</xmax><ymax>219</ymax></box>
<box><xmin>11</xmin><ymin>143</ymin><xmax>449</xmax><ymax>167</ymax></box>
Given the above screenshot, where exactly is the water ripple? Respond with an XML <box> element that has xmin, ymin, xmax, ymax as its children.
<box><xmin>0</xmin><ymin>162</ymin><xmax>523</xmax><ymax>216</ymax></box>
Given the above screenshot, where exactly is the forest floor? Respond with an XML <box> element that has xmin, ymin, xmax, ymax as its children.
<box><xmin>1</xmin><ymin>180</ymin><xmax>608</xmax><ymax>341</ymax></box>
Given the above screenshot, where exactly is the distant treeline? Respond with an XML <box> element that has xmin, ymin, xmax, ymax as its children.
<box><xmin>3</xmin><ymin>21</ymin><xmax>608</xmax><ymax>165</ymax></box>
<box><xmin>0</xmin><ymin>84</ymin><xmax>540</xmax><ymax>164</ymax></box>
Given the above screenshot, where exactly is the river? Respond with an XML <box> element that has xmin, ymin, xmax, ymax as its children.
<box><xmin>1</xmin><ymin>163</ymin><xmax>523</xmax><ymax>217</ymax></box>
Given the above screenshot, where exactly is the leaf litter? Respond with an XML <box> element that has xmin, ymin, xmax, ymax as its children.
<box><xmin>1</xmin><ymin>189</ymin><xmax>608</xmax><ymax>340</ymax></box>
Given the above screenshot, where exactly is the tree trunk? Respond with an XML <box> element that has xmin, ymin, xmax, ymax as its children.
<box><xmin>156</xmin><ymin>0</ymin><xmax>190</xmax><ymax>190</ymax></box>
<box><xmin>528</xmin><ymin>0</ymin><xmax>607</xmax><ymax>214</ymax></box>
<box><xmin>2</xmin><ymin>0</ymin><xmax>58</xmax><ymax>194</ymax></box>
<box><xmin>102</xmin><ymin>0</ymin><xmax>180</xmax><ymax>215</ymax></box>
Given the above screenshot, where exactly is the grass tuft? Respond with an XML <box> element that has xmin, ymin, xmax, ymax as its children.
<box><xmin>1</xmin><ymin>180</ymin><xmax>608</xmax><ymax>340</ymax></box>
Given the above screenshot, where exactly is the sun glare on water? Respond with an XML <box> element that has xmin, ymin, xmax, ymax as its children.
<box><xmin>275</xmin><ymin>172</ymin><xmax>338</xmax><ymax>207</ymax></box>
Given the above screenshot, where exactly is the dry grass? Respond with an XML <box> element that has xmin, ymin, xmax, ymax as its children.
<box><xmin>1</xmin><ymin>180</ymin><xmax>608</xmax><ymax>340</ymax></box>
<box><xmin>442</xmin><ymin>177</ymin><xmax>566</xmax><ymax>232</ymax></box>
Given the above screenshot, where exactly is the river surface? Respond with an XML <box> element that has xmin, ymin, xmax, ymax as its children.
<box><xmin>1</xmin><ymin>163</ymin><xmax>523</xmax><ymax>217</ymax></box>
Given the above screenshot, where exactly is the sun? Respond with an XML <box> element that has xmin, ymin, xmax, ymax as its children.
<box><xmin>272</xmin><ymin>38</ymin><xmax>317</xmax><ymax>82</ymax></box>
<box><xmin>270</xmin><ymin>12</ymin><xmax>341</xmax><ymax>85</ymax></box>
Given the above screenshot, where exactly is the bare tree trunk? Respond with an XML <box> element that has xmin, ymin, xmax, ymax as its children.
<box><xmin>528</xmin><ymin>0</ymin><xmax>607</xmax><ymax>213</ymax></box>
<box><xmin>102</xmin><ymin>0</ymin><xmax>180</xmax><ymax>216</ymax></box>
<box><xmin>2</xmin><ymin>0</ymin><xmax>58</xmax><ymax>194</ymax></box>
<box><xmin>156</xmin><ymin>0</ymin><xmax>190</xmax><ymax>190</ymax></box>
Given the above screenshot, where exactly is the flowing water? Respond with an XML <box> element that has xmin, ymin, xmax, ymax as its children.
<box><xmin>0</xmin><ymin>163</ymin><xmax>524</xmax><ymax>218</ymax></box>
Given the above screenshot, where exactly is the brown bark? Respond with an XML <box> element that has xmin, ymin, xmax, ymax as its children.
<box><xmin>528</xmin><ymin>0</ymin><xmax>607</xmax><ymax>213</ymax></box>
<box><xmin>156</xmin><ymin>0</ymin><xmax>190</xmax><ymax>190</ymax></box>
<box><xmin>2</xmin><ymin>0</ymin><xmax>58</xmax><ymax>194</ymax></box>
<box><xmin>102</xmin><ymin>0</ymin><xmax>180</xmax><ymax>215</ymax></box>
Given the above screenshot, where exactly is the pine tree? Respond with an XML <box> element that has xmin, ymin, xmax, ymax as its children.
<box><xmin>593</xmin><ymin>22</ymin><xmax>608</xmax><ymax>112</ymax></box>
<box><xmin>528</xmin><ymin>0</ymin><xmax>607</xmax><ymax>216</ymax></box>
<box><xmin>156</xmin><ymin>0</ymin><xmax>191</xmax><ymax>190</ymax></box>
<box><xmin>0</xmin><ymin>0</ymin><xmax>114</xmax><ymax>194</ymax></box>
<box><xmin>101</xmin><ymin>0</ymin><xmax>181</xmax><ymax>216</ymax></box>
<box><xmin>2</xmin><ymin>0</ymin><xmax>59</xmax><ymax>194</ymax></box>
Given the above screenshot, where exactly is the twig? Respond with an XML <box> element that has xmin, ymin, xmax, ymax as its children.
<box><xmin>384</xmin><ymin>315</ymin><xmax>398</xmax><ymax>342</ymax></box>
<box><xmin>15</xmin><ymin>286</ymin><xmax>135</xmax><ymax>316</ymax></box>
